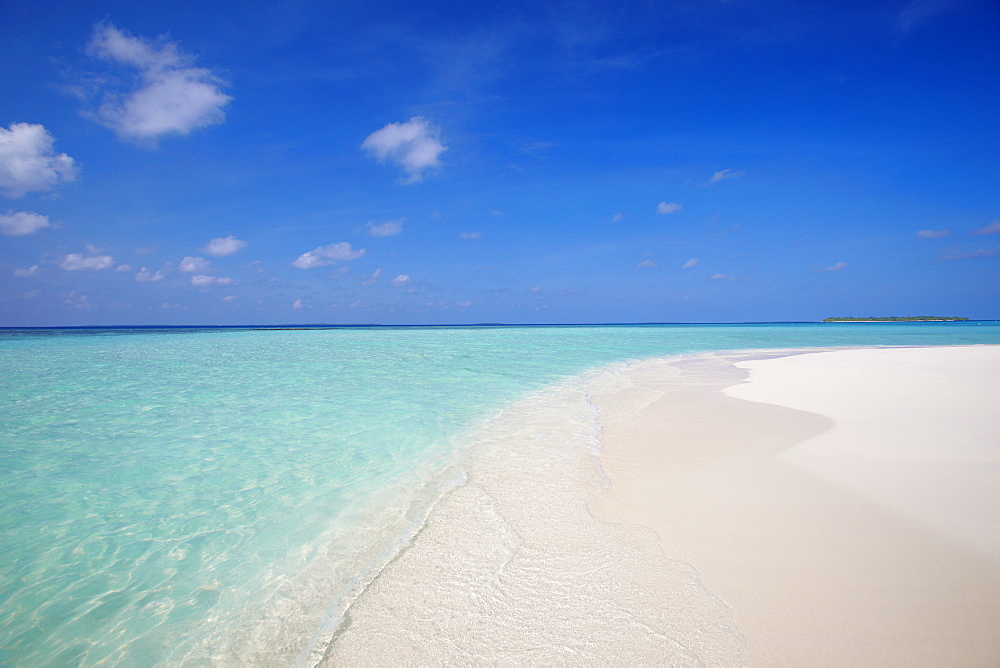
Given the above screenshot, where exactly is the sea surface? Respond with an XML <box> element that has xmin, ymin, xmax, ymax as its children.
<box><xmin>2</xmin><ymin>322</ymin><xmax>998</xmax><ymax>665</ymax></box>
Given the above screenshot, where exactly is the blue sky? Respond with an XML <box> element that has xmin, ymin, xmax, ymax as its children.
<box><xmin>1</xmin><ymin>0</ymin><xmax>998</xmax><ymax>325</ymax></box>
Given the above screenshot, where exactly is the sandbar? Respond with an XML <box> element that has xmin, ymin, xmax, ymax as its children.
<box><xmin>590</xmin><ymin>345</ymin><xmax>1000</xmax><ymax>666</ymax></box>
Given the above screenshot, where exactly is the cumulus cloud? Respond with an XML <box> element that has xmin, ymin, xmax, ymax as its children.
<box><xmin>637</xmin><ymin>259</ymin><xmax>658</xmax><ymax>268</ymax></box>
<box><xmin>708</xmin><ymin>168</ymin><xmax>745</xmax><ymax>184</ymax></box>
<box><xmin>14</xmin><ymin>265</ymin><xmax>39</xmax><ymax>277</ymax></box>
<box><xmin>202</xmin><ymin>235</ymin><xmax>246</xmax><ymax>256</ymax></box>
<box><xmin>460</xmin><ymin>231</ymin><xmax>481</xmax><ymax>239</ymax></box>
<box><xmin>179</xmin><ymin>255</ymin><xmax>211</xmax><ymax>272</ymax></box>
<box><xmin>0</xmin><ymin>211</ymin><xmax>52</xmax><ymax>236</ymax></box>
<box><xmin>821</xmin><ymin>261</ymin><xmax>850</xmax><ymax>272</ymax></box>
<box><xmin>681</xmin><ymin>258</ymin><xmax>698</xmax><ymax>269</ymax></box>
<box><xmin>86</xmin><ymin>24</ymin><xmax>232</xmax><ymax>143</ymax></box>
<box><xmin>61</xmin><ymin>247</ymin><xmax>115</xmax><ymax>271</ymax></box>
<box><xmin>136</xmin><ymin>267</ymin><xmax>166</xmax><ymax>282</ymax></box>
<box><xmin>390</xmin><ymin>274</ymin><xmax>411</xmax><ymax>287</ymax></box>
<box><xmin>361</xmin><ymin>117</ymin><xmax>446</xmax><ymax>183</ymax></box>
<box><xmin>292</xmin><ymin>298</ymin><xmax>309</xmax><ymax>310</ymax></box>
<box><xmin>916</xmin><ymin>229</ymin><xmax>951</xmax><ymax>239</ymax></box>
<box><xmin>940</xmin><ymin>246</ymin><xmax>998</xmax><ymax>261</ymax></box>
<box><xmin>0</xmin><ymin>124</ymin><xmax>77</xmax><ymax>198</ymax></box>
<box><xmin>657</xmin><ymin>202</ymin><xmax>682</xmax><ymax>215</ymax></box>
<box><xmin>972</xmin><ymin>220</ymin><xmax>1000</xmax><ymax>236</ymax></box>
<box><xmin>191</xmin><ymin>274</ymin><xmax>236</xmax><ymax>286</ymax></box>
<box><xmin>366</xmin><ymin>219</ymin><xmax>404</xmax><ymax>237</ymax></box>
<box><xmin>292</xmin><ymin>242</ymin><xmax>365</xmax><ymax>269</ymax></box>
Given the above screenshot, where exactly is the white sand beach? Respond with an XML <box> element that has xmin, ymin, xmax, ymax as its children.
<box><xmin>327</xmin><ymin>345</ymin><xmax>999</xmax><ymax>665</ymax></box>
<box><xmin>591</xmin><ymin>345</ymin><xmax>1000</xmax><ymax>666</ymax></box>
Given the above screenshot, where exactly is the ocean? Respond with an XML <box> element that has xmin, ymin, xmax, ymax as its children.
<box><xmin>2</xmin><ymin>322</ymin><xmax>998</xmax><ymax>665</ymax></box>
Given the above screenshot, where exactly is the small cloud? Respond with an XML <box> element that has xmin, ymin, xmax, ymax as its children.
<box><xmin>360</xmin><ymin>268</ymin><xmax>382</xmax><ymax>286</ymax></box>
<box><xmin>610</xmin><ymin>213</ymin><xmax>624</xmax><ymax>223</ymax></box>
<box><xmin>222</xmin><ymin>295</ymin><xmax>238</xmax><ymax>303</ymax></box>
<box><xmin>708</xmin><ymin>168</ymin><xmax>745</xmax><ymax>184</ymax></box>
<box><xmin>292</xmin><ymin>242</ymin><xmax>365</xmax><ymax>269</ymax></box>
<box><xmin>115</xmin><ymin>264</ymin><xmax>132</xmax><ymax>272</ymax></box>
<box><xmin>457</xmin><ymin>300</ymin><xmax>473</xmax><ymax>307</ymax></box>
<box><xmin>460</xmin><ymin>231</ymin><xmax>481</xmax><ymax>240</ymax></box>
<box><xmin>820</xmin><ymin>261</ymin><xmax>850</xmax><ymax>272</ymax></box>
<box><xmin>390</xmin><ymin>274</ymin><xmax>411</xmax><ymax>287</ymax></box>
<box><xmin>191</xmin><ymin>274</ymin><xmax>236</xmax><ymax>286</ymax></box>
<box><xmin>489</xmin><ymin>209</ymin><xmax>504</xmax><ymax>216</ymax></box>
<box><xmin>361</xmin><ymin>117</ymin><xmax>446</xmax><ymax>183</ymax></box>
<box><xmin>681</xmin><ymin>258</ymin><xmax>698</xmax><ymax>269</ymax></box>
<box><xmin>916</xmin><ymin>229</ymin><xmax>951</xmax><ymax>239</ymax></box>
<box><xmin>61</xmin><ymin>249</ymin><xmax>115</xmax><ymax>271</ymax></box>
<box><xmin>657</xmin><ymin>202</ymin><xmax>682</xmax><ymax>215</ymax></box>
<box><xmin>179</xmin><ymin>256</ymin><xmax>211</xmax><ymax>272</ymax></box>
<box><xmin>0</xmin><ymin>124</ymin><xmax>77</xmax><ymax>198</ymax></box>
<box><xmin>366</xmin><ymin>218</ymin><xmax>404</xmax><ymax>237</ymax></box>
<box><xmin>63</xmin><ymin>290</ymin><xmax>95</xmax><ymax>309</ymax></box>
<box><xmin>637</xmin><ymin>259</ymin><xmax>658</xmax><ymax>268</ymax></box>
<box><xmin>710</xmin><ymin>273</ymin><xmax>744</xmax><ymax>281</ymax></box>
<box><xmin>202</xmin><ymin>235</ymin><xmax>246</xmax><ymax>256</ymax></box>
<box><xmin>292</xmin><ymin>298</ymin><xmax>309</xmax><ymax>310</ymax></box>
<box><xmin>136</xmin><ymin>267</ymin><xmax>166</xmax><ymax>282</ymax></box>
<box><xmin>940</xmin><ymin>246</ymin><xmax>998</xmax><ymax>261</ymax></box>
<box><xmin>14</xmin><ymin>264</ymin><xmax>39</xmax><ymax>277</ymax></box>
<box><xmin>972</xmin><ymin>220</ymin><xmax>1000</xmax><ymax>236</ymax></box>
<box><xmin>0</xmin><ymin>211</ymin><xmax>52</xmax><ymax>236</ymax></box>
<box><xmin>134</xmin><ymin>246</ymin><xmax>154</xmax><ymax>255</ymax></box>
<box><xmin>86</xmin><ymin>24</ymin><xmax>232</xmax><ymax>143</ymax></box>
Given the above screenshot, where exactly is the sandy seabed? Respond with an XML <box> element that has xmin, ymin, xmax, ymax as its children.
<box><xmin>324</xmin><ymin>345</ymin><xmax>1000</xmax><ymax>666</ymax></box>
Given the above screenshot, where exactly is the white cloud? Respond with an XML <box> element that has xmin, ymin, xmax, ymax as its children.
<box><xmin>222</xmin><ymin>295</ymin><xmax>237</xmax><ymax>302</ymax></box>
<box><xmin>134</xmin><ymin>246</ymin><xmax>154</xmax><ymax>255</ymax></box>
<box><xmin>972</xmin><ymin>220</ymin><xmax>1000</xmax><ymax>236</ymax></box>
<box><xmin>0</xmin><ymin>124</ymin><xmax>77</xmax><ymax>198</ymax></box>
<box><xmin>202</xmin><ymin>235</ymin><xmax>246</xmax><ymax>256</ymax></box>
<box><xmin>681</xmin><ymin>258</ymin><xmax>698</xmax><ymax>269</ymax></box>
<box><xmin>136</xmin><ymin>267</ymin><xmax>166</xmax><ymax>282</ymax></box>
<box><xmin>292</xmin><ymin>242</ymin><xmax>365</xmax><ymax>269</ymax></box>
<box><xmin>115</xmin><ymin>264</ymin><xmax>132</xmax><ymax>271</ymax></box>
<box><xmin>179</xmin><ymin>255</ymin><xmax>212</xmax><ymax>272</ymax></box>
<box><xmin>87</xmin><ymin>24</ymin><xmax>232</xmax><ymax>143</ymax></box>
<box><xmin>61</xmin><ymin>249</ymin><xmax>115</xmax><ymax>271</ymax></box>
<box><xmin>940</xmin><ymin>246</ymin><xmax>998</xmax><ymax>261</ymax></box>
<box><xmin>916</xmin><ymin>229</ymin><xmax>951</xmax><ymax>239</ymax></box>
<box><xmin>190</xmin><ymin>274</ymin><xmax>236</xmax><ymax>286</ymax></box>
<box><xmin>821</xmin><ymin>261</ymin><xmax>849</xmax><ymax>272</ymax></box>
<box><xmin>637</xmin><ymin>259</ymin><xmax>658</xmax><ymax>268</ymax></box>
<box><xmin>14</xmin><ymin>265</ymin><xmax>39</xmax><ymax>277</ymax></box>
<box><xmin>361</xmin><ymin>117</ymin><xmax>446</xmax><ymax>183</ymax></box>
<box><xmin>460</xmin><ymin>231</ymin><xmax>481</xmax><ymax>239</ymax></box>
<box><xmin>292</xmin><ymin>298</ymin><xmax>309</xmax><ymax>309</ymax></box>
<box><xmin>457</xmin><ymin>300</ymin><xmax>473</xmax><ymax>307</ymax></box>
<box><xmin>0</xmin><ymin>211</ymin><xmax>52</xmax><ymax>236</ymax></box>
<box><xmin>610</xmin><ymin>213</ymin><xmax>624</xmax><ymax>223</ymax></box>
<box><xmin>62</xmin><ymin>290</ymin><xmax>94</xmax><ymax>310</ymax></box>
<box><xmin>360</xmin><ymin>268</ymin><xmax>382</xmax><ymax>286</ymax></box>
<box><xmin>657</xmin><ymin>202</ymin><xmax>682</xmax><ymax>215</ymax></box>
<box><xmin>708</xmin><ymin>168</ymin><xmax>745</xmax><ymax>184</ymax></box>
<box><xmin>366</xmin><ymin>218</ymin><xmax>404</xmax><ymax>237</ymax></box>
<box><xmin>390</xmin><ymin>274</ymin><xmax>411</xmax><ymax>287</ymax></box>
<box><xmin>710</xmin><ymin>273</ymin><xmax>733</xmax><ymax>281</ymax></box>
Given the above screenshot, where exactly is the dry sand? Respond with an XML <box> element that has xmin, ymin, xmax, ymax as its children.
<box><xmin>590</xmin><ymin>345</ymin><xmax>1000</xmax><ymax>666</ymax></box>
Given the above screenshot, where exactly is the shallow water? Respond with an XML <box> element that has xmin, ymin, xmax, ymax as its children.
<box><xmin>1</xmin><ymin>323</ymin><xmax>997</xmax><ymax>664</ymax></box>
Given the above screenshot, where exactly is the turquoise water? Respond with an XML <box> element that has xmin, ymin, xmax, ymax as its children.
<box><xmin>1</xmin><ymin>323</ymin><xmax>998</xmax><ymax>665</ymax></box>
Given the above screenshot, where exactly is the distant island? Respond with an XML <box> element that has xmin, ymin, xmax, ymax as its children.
<box><xmin>822</xmin><ymin>316</ymin><xmax>970</xmax><ymax>322</ymax></box>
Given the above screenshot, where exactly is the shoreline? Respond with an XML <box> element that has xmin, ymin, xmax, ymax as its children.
<box><xmin>322</xmin><ymin>344</ymin><xmax>1000</xmax><ymax>665</ymax></box>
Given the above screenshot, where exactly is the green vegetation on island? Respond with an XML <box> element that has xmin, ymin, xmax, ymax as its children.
<box><xmin>822</xmin><ymin>316</ymin><xmax>970</xmax><ymax>322</ymax></box>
